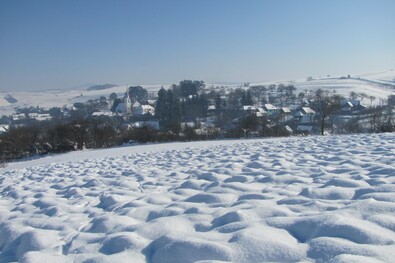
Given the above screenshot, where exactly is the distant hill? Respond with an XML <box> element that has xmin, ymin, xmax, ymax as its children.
<box><xmin>87</xmin><ymin>84</ymin><xmax>118</xmax><ymax>91</ymax></box>
<box><xmin>4</xmin><ymin>95</ymin><xmax>17</xmax><ymax>104</ymax></box>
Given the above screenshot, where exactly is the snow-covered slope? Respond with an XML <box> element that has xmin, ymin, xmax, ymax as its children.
<box><xmin>251</xmin><ymin>69</ymin><xmax>395</xmax><ymax>105</ymax></box>
<box><xmin>293</xmin><ymin>77</ymin><xmax>394</xmax><ymax>103</ymax></box>
<box><xmin>1</xmin><ymin>133</ymin><xmax>395</xmax><ymax>262</ymax></box>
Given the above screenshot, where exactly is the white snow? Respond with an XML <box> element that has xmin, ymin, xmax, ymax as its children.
<box><xmin>1</xmin><ymin>133</ymin><xmax>395</xmax><ymax>262</ymax></box>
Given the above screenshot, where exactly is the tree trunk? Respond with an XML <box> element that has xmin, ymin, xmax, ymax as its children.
<box><xmin>321</xmin><ymin>117</ymin><xmax>325</xmax><ymax>135</ymax></box>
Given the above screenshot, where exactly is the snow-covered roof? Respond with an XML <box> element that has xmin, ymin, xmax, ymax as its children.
<box><xmin>28</xmin><ymin>113</ymin><xmax>38</xmax><ymax>118</ymax></box>
<box><xmin>281</xmin><ymin>107</ymin><xmax>291</xmax><ymax>113</ymax></box>
<box><xmin>301</xmin><ymin>107</ymin><xmax>315</xmax><ymax>114</ymax></box>
<box><xmin>341</xmin><ymin>101</ymin><xmax>354</xmax><ymax>107</ymax></box>
<box><xmin>92</xmin><ymin>111</ymin><xmax>114</xmax><ymax>117</ymax></box>
<box><xmin>0</xmin><ymin>124</ymin><xmax>9</xmax><ymax>133</ymax></box>
<box><xmin>264</xmin><ymin>104</ymin><xmax>278</xmax><ymax>110</ymax></box>
<box><xmin>12</xmin><ymin>113</ymin><xmax>26</xmax><ymax>121</ymax></box>
<box><xmin>208</xmin><ymin>105</ymin><xmax>216</xmax><ymax>111</ymax></box>
<box><xmin>141</xmin><ymin>105</ymin><xmax>154</xmax><ymax>110</ymax></box>
<box><xmin>36</xmin><ymin>114</ymin><xmax>52</xmax><ymax>121</ymax></box>
<box><xmin>257</xmin><ymin>107</ymin><xmax>267</xmax><ymax>114</ymax></box>
<box><xmin>241</xmin><ymin>105</ymin><xmax>256</xmax><ymax>111</ymax></box>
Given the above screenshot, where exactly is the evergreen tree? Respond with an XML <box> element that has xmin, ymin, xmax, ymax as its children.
<box><xmin>128</xmin><ymin>86</ymin><xmax>148</xmax><ymax>103</ymax></box>
<box><xmin>246</xmin><ymin>90</ymin><xmax>253</xmax><ymax>105</ymax></box>
<box><xmin>156</xmin><ymin>87</ymin><xmax>168</xmax><ymax>126</ymax></box>
<box><xmin>198</xmin><ymin>93</ymin><xmax>208</xmax><ymax>117</ymax></box>
<box><xmin>167</xmin><ymin>89</ymin><xmax>181</xmax><ymax>133</ymax></box>
<box><xmin>215</xmin><ymin>94</ymin><xmax>222</xmax><ymax>113</ymax></box>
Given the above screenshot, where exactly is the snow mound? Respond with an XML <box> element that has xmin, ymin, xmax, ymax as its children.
<box><xmin>147</xmin><ymin>235</ymin><xmax>233</xmax><ymax>263</ymax></box>
<box><xmin>1</xmin><ymin>133</ymin><xmax>395</xmax><ymax>261</ymax></box>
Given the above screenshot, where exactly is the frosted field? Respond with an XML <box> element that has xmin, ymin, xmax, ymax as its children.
<box><xmin>1</xmin><ymin>133</ymin><xmax>395</xmax><ymax>262</ymax></box>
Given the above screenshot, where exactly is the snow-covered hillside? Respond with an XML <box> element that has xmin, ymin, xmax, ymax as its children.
<box><xmin>1</xmin><ymin>133</ymin><xmax>395</xmax><ymax>262</ymax></box>
<box><xmin>1</xmin><ymin>69</ymin><xmax>394</xmax><ymax>116</ymax></box>
<box><xmin>250</xmin><ymin>69</ymin><xmax>395</xmax><ymax>105</ymax></box>
<box><xmin>0</xmin><ymin>84</ymin><xmax>166</xmax><ymax>116</ymax></box>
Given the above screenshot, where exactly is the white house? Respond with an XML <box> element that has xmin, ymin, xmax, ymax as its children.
<box><xmin>294</xmin><ymin>107</ymin><xmax>315</xmax><ymax>124</ymax></box>
<box><xmin>263</xmin><ymin>104</ymin><xmax>278</xmax><ymax>115</ymax></box>
<box><xmin>36</xmin><ymin>114</ymin><xmax>52</xmax><ymax>122</ymax></box>
<box><xmin>131</xmin><ymin>102</ymin><xmax>155</xmax><ymax>116</ymax></box>
<box><xmin>141</xmin><ymin>105</ymin><xmax>155</xmax><ymax>115</ymax></box>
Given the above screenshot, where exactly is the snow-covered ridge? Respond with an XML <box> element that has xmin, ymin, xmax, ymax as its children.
<box><xmin>1</xmin><ymin>133</ymin><xmax>395</xmax><ymax>262</ymax></box>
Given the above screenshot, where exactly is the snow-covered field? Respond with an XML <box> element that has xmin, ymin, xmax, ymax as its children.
<box><xmin>251</xmin><ymin>69</ymin><xmax>395</xmax><ymax>105</ymax></box>
<box><xmin>1</xmin><ymin>133</ymin><xmax>395</xmax><ymax>262</ymax></box>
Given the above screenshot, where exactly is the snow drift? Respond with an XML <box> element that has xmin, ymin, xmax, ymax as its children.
<box><xmin>1</xmin><ymin>133</ymin><xmax>395</xmax><ymax>262</ymax></box>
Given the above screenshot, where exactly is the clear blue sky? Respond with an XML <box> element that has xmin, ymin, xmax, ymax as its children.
<box><xmin>0</xmin><ymin>0</ymin><xmax>394</xmax><ymax>91</ymax></box>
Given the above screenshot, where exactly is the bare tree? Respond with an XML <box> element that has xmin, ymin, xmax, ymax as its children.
<box><xmin>368</xmin><ymin>106</ymin><xmax>384</xmax><ymax>132</ymax></box>
<box><xmin>312</xmin><ymin>89</ymin><xmax>342</xmax><ymax>135</ymax></box>
<box><xmin>358</xmin><ymin>92</ymin><xmax>368</xmax><ymax>102</ymax></box>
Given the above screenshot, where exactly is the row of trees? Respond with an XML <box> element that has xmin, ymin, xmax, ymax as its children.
<box><xmin>0</xmin><ymin>116</ymin><xmax>221</xmax><ymax>164</ymax></box>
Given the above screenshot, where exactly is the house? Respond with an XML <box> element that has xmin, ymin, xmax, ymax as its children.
<box><xmin>340</xmin><ymin>100</ymin><xmax>366</xmax><ymax>113</ymax></box>
<box><xmin>131</xmin><ymin>102</ymin><xmax>155</xmax><ymax>116</ymax></box>
<box><xmin>294</xmin><ymin>107</ymin><xmax>315</xmax><ymax>124</ymax></box>
<box><xmin>341</xmin><ymin>101</ymin><xmax>354</xmax><ymax>112</ymax></box>
<box><xmin>28</xmin><ymin>113</ymin><xmax>39</xmax><ymax>119</ymax></box>
<box><xmin>36</xmin><ymin>114</ymin><xmax>52</xmax><ymax>122</ymax></box>
<box><xmin>132</xmin><ymin>101</ymin><xmax>143</xmax><ymax>115</ymax></box>
<box><xmin>240</xmin><ymin>105</ymin><xmax>257</xmax><ymax>115</ymax></box>
<box><xmin>240</xmin><ymin>105</ymin><xmax>256</xmax><ymax>111</ymax></box>
<box><xmin>279</xmin><ymin>107</ymin><xmax>293</xmax><ymax>122</ymax></box>
<box><xmin>207</xmin><ymin>105</ymin><xmax>216</xmax><ymax>111</ymax></box>
<box><xmin>92</xmin><ymin>111</ymin><xmax>115</xmax><ymax>117</ymax></box>
<box><xmin>12</xmin><ymin>113</ymin><xmax>26</xmax><ymax>121</ymax></box>
<box><xmin>141</xmin><ymin>105</ymin><xmax>155</xmax><ymax>115</ymax></box>
<box><xmin>280</xmin><ymin>107</ymin><xmax>291</xmax><ymax>114</ymax></box>
<box><xmin>256</xmin><ymin>107</ymin><xmax>267</xmax><ymax>117</ymax></box>
<box><xmin>263</xmin><ymin>104</ymin><xmax>278</xmax><ymax>115</ymax></box>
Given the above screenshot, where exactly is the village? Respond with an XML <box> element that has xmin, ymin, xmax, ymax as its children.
<box><xmin>1</xmin><ymin>81</ymin><xmax>394</xmax><ymax>150</ymax></box>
